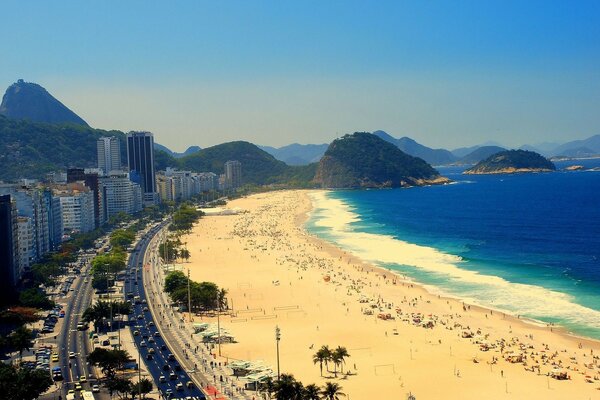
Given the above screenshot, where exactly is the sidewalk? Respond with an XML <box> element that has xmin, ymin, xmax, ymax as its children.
<box><xmin>143</xmin><ymin>228</ymin><xmax>254</xmax><ymax>400</ymax></box>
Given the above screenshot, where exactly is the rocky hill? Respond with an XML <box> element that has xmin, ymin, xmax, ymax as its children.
<box><xmin>314</xmin><ymin>132</ymin><xmax>448</xmax><ymax>188</ymax></box>
<box><xmin>464</xmin><ymin>150</ymin><xmax>555</xmax><ymax>175</ymax></box>
<box><xmin>0</xmin><ymin>80</ymin><xmax>88</xmax><ymax>126</ymax></box>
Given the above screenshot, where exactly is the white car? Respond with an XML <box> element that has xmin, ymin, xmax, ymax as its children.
<box><xmin>92</xmin><ymin>384</ymin><xmax>100</xmax><ymax>393</ymax></box>
<box><xmin>69</xmin><ymin>352</ymin><xmax>76</xmax><ymax>359</ymax></box>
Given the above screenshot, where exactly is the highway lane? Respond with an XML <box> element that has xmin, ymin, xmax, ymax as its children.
<box><xmin>127</xmin><ymin>222</ymin><xmax>206</xmax><ymax>400</ymax></box>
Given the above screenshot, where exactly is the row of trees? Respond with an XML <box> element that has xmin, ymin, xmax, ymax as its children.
<box><xmin>87</xmin><ymin>348</ymin><xmax>153</xmax><ymax>399</ymax></box>
<box><xmin>312</xmin><ymin>345</ymin><xmax>351</xmax><ymax>377</ymax></box>
<box><xmin>158</xmin><ymin>237</ymin><xmax>190</xmax><ymax>264</ymax></box>
<box><xmin>259</xmin><ymin>374</ymin><xmax>345</xmax><ymax>400</ymax></box>
<box><xmin>170</xmin><ymin>204</ymin><xmax>203</xmax><ymax>232</ymax></box>
<box><xmin>164</xmin><ymin>271</ymin><xmax>227</xmax><ymax>313</ymax></box>
<box><xmin>82</xmin><ymin>299</ymin><xmax>132</xmax><ymax>332</ymax></box>
<box><xmin>0</xmin><ymin>362</ymin><xmax>53</xmax><ymax>400</ymax></box>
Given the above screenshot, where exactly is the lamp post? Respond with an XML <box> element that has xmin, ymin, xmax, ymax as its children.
<box><xmin>275</xmin><ymin>326</ymin><xmax>281</xmax><ymax>380</ymax></box>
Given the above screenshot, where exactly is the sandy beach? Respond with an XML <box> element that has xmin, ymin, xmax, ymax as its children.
<box><xmin>181</xmin><ymin>190</ymin><xmax>600</xmax><ymax>399</ymax></box>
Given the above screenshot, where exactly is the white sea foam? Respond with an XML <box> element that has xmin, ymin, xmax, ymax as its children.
<box><xmin>308</xmin><ymin>191</ymin><xmax>600</xmax><ymax>333</ymax></box>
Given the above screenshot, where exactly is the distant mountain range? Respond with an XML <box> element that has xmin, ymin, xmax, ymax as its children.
<box><xmin>153</xmin><ymin>143</ymin><xmax>201</xmax><ymax>158</ymax></box>
<box><xmin>0</xmin><ymin>79</ymin><xmax>88</xmax><ymax>126</ymax></box>
<box><xmin>1</xmin><ymin>79</ymin><xmax>598</xmax><ymax>184</ymax></box>
<box><xmin>260</xmin><ymin>143</ymin><xmax>328</xmax><ymax>165</ymax></box>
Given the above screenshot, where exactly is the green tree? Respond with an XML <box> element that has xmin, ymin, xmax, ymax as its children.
<box><xmin>110</xmin><ymin>229</ymin><xmax>136</xmax><ymax>249</ymax></box>
<box><xmin>130</xmin><ymin>378</ymin><xmax>153</xmax><ymax>399</ymax></box>
<box><xmin>320</xmin><ymin>382</ymin><xmax>345</xmax><ymax>400</ymax></box>
<box><xmin>164</xmin><ymin>271</ymin><xmax>189</xmax><ymax>294</ymax></box>
<box><xmin>87</xmin><ymin>348</ymin><xmax>130</xmax><ymax>379</ymax></box>
<box><xmin>303</xmin><ymin>383</ymin><xmax>321</xmax><ymax>400</ymax></box>
<box><xmin>9</xmin><ymin>326</ymin><xmax>33</xmax><ymax>362</ymax></box>
<box><xmin>0</xmin><ymin>363</ymin><xmax>53</xmax><ymax>400</ymax></box>
<box><xmin>105</xmin><ymin>376</ymin><xmax>133</xmax><ymax>398</ymax></box>
<box><xmin>312</xmin><ymin>346</ymin><xmax>329</xmax><ymax>377</ymax></box>
<box><xmin>332</xmin><ymin>346</ymin><xmax>350</xmax><ymax>374</ymax></box>
<box><xmin>18</xmin><ymin>288</ymin><xmax>55</xmax><ymax>309</ymax></box>
<box><xmin>273</xmin><ymin>373</ymin><xmax>300</xmax><ymax>400</ymax></box>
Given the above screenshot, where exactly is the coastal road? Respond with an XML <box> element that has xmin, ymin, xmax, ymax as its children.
<box><xmin>127</xmin><ymin>221</ymin><xmax>207</xmax><ymax>400</ymax></box>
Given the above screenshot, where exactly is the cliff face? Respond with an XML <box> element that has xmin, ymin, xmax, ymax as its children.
<box><xmin>314</xmin><ymin>132</ymin><xmax>449</xmax><ymax>188</ymax></box>
<box><xmin>464</xmin><ymin>149</ymin><xmax>555</xmax><ymax>175</ymax></box>
<box><xmin>0</xmin><ymin>80</ymin><xmax>88</xmax><ymax>126</ymax></box>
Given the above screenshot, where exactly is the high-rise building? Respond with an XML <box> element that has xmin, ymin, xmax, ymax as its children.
<box><xmin>126</xmin><ymin>132</ymin><xmax>158</xmax><ymax>205</ymax></box>
<box><xmin>0</xmin><ymin>195</ymin><xmax>19</xmax><ymax>303</ymax></box>
<box><xmin>56</xmin><ymin>187</ymin><xmax>95</xmax><ymax>236</ymax></box>
<box><xmin>224</xmin><ymin>160</ymin><xmax>242</xmax><ymax>189</ymax></box>
<box><xmin>100</xmin><ymin>172</ymin><xmax>143</xmax><ymax>219</ymax></box>
<box><xmin>17</xmin><ymin>216</ymin><xmax>35</xmax><ymax>272</ymax></box>
<box><xmin>67</xmin><ymin>168</ymin><xmax>86</xmax><ymax>183</ymax></box>
<box><xmin>97</xmin><ymin>136</ymin><xmax>122</xmax><ymax>175</ymax></box>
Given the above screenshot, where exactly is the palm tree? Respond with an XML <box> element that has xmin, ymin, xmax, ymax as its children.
<box><xmin>303</xmin><ymin>383</ymin><xmax>321</xmax><ymax>400</ymax></box>
<box><xmin>316</xmin><ymin>345</ymin><xmax>332</xmax><ymax>375</ymax></box>
<box><xmin>258</xmin><ymin>376</ymin><xmax>275</xmax><ymax>400</ymax></box>
<box><xmin>320</xmin><ymin>382</ymin><xmax>345</xmax><ymax>400</ymax></box>
<box><xmin>274</xmin><ymin>373</ymin><xmax>299</xmax><ymax>400</ymax></box>
<box><xmin>9</xmin><ymin>326</ymin><xmax>33</xmax><ymax>363</ymax></box>
<box><xmin>217</xmin><ymin>288</ymin><xmax>228</xmax><ymax>311</ymax></box>
<box><xmin>333</xmin><ymin>346</ymin><xmax>350</xmax><ymax>374</ymax></box>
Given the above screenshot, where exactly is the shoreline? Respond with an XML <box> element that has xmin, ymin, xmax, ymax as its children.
<box><xmin>304</xmin><ymin>190</ymin><xmax>600</xmax><ymax>346</ymax></box>
<box><xmin>181</xmin><ymin>189</ymin><xmax>600</xmax><ymax>399</ymax></box>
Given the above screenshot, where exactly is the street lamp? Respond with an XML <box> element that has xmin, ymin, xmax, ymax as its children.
<box><xmin>275</xmin><ymin>326</ymin><xmax>281</xmax><ymax>380</ymax></box>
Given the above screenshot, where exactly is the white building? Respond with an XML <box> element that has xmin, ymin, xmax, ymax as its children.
<box><xmin>58</xmin><ymin>190</ymin><xmax>95</xmax><ymax>235</ymax></box>
<box><xmin>100</xmin><ymin>172</ymin><xmax>143</xmax><ymax>219</ymax></box>
<box><xmin>224</xmin><ymin>160</ymin><xmax>242</xmax><ymax>189</ymax></box>
<box><xmin>97</xmin><ymin>136</ymin><xmax>122</xmax><ymax>175</ymax></box>
<box><xmin>17</xmin><ymin>216</ymin><xmax>35</xmax><ymax>272</ymax></box>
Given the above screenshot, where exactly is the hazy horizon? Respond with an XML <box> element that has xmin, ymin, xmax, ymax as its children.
<box><xmin>1</xmin><ymin>1</ymin><xmax>599</xmax><ymax>152</ymax></box>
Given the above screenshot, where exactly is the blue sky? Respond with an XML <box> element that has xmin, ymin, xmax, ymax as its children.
<box><xmin>1</xmin><ymin>1</ymin><xmax>599</xmax><ymax>150</ymax></box>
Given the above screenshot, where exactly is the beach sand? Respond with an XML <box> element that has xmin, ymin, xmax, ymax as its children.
<box><xmin>181</xmin><ymin>190</ymin><xmax>600</xmax><ymax>399</ymax></box>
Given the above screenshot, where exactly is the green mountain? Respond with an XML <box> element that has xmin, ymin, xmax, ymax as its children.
<box><xmin>0</xmin><ymin>80</ymin><xmax>89</xmax><ymax>126</ymax></box>
<box><xmin>373</xmin><ymin>130</ymin><xmax>457</xmax><ymax>165</ymax></box>
<box><xmin>314</xmin><ymin>132</ymin><xmax>448</xmax><ymax>188</ymax></box>
<box><xmin>179</xmin><ymin>141</ymin><xmax>316</xmax><ymax>186</ymax></box>
<box><xmin>260</xmin><ymin>143</ymin><xmax>328</xmax><ymax>165</ymax></box>
<box><xmin>464</xmin><ymin>149</ymin><xmax>555</xmax><ymax>175</ymax></box>
<box><xmin>0</xmin><ymin>115</ymin><xmax>125</xmax><ymax>180</ymax></box>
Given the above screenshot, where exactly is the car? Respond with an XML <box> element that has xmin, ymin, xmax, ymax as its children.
<box><xmin>74</xmin><ymin>383</ymin><xmax>82</xmax><ymax>391</ymax></box>
<box><xmin>159</xmin><ymin>375</ymin><xmax>166</xmax><ymax>382</ymax></box>
<box><xmin>160</xmin><ymin>344</ymin><xmax>167</xmax><ymax>351</ymax></box>
<box><xmin>137</xmin><ymin>315</ymin><xmax>143</xmax><ymax>320</ymax></box>
<box><xmin>148</xmin><ymin>321</ymin><xmax>155</xmax><ymax>327</ymax></box>
<box><xmin>143</xmin><ymin>307</ymin><xmax>149</xmax><ymax>312</ymax></box>
<box><xmin>162</xmin><ymin>364</ymin><xmax>170</xmax><ymax>371</ymax></box>
<box><xmin>148</xmin><ymin>348</ymin><xmax>155</xmax><ymax>354</ymax></box>
<box><xmin>165</xmin><ymin>389</ymin><xmax>173</xmax><ymax>398</ymax></box>
<box><xmin>167</xmin><ymin>353</ymin><xmax>175</xmax><ymax>361</ymax></box>
<box><xmin>69</xmin><ymin>352</ymin><xmax>76</xmax><ymax>359</ymax></box>
<box><xmin>146</xmin><ymin>353</ymin><xmax>153</xmax><ymax>360</ymax></box>
<box><xmin>186</xmin><ymin>381</ymin><xmax>194</xmax><ymax>389</ymax></box>
<box><xmin>140</xmin><ymin>341</ymin><xmax>147</xmax><ymax>348</ymax></box>
<box><xmin>92</xmin><ymin>384</ymin><xmax>100</xmax><ymax>393</ymax></box>
<box><xmin>173</xmin><ymin>364</ymin><xmax>182</xmax><ymax>371</ymax></box>
<box><xmin>148</xmin><ymin>337</ymin><xmax>155</xmax><ymax>343</ymax></box>
<box><xmin>154</xmin><ymin>331</ymin><xmax>160</xmax><ymax>337</ymax></box>
<box><xmin>51</xmin><ymin>354</ymin><xmax>59</xmax><ymax>362</ymax></box>
<box><xmin>176</xmin><ymin>383</ymin><xmax>184</xmax><ymax>391</ymax></box>
<box><xmin>133</xmin><ymin>330</ymin><xmax>140</xmax><ymax>336</ymax></box>
<box><xmin>67</xmin><ymin>389</ymin><xmax>75</xmax><ymax>395</ymax></box>
<box><xmin>169</xmin><ymin>372</ymin><xmax>177</xmax><ymax>380</ymax></box>
<box><xmin>79</xmin><ymin>375</ymin><xmax>87</xmax><ymax>383</ymax></box>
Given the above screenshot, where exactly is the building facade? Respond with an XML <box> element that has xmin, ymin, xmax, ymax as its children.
<box><xmin>0</xmin><ymin>195</ymin><xmax>19</xmax><ymax>302</ymax></box>
<box><xmin>126</xmin><ymin>131</ymin><xmax>158</xmax><ymax>205</ymax></box>
<box><xmin>57</xmin><ymin>189</ymin><xmax>95</xmax><ymax>235</ymax></box>
<box><xmin>100</xmin><ymin>172</ymin><xmax>143</xmax><ymax>220</ymax></box>
<box><xmin>97</xmin><ymin>136</ymin><xmax>122</xmax><ymax>175</ymax></box>
<box><xmin>224</xmin><ymin>160</ymin><xmax>242</xmax><ymax>189</ymax></box>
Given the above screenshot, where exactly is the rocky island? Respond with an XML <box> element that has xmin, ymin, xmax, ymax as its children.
<box><xmin>313</xmin><ymin>132</ymin><xmax>450</xmax><ymax>188</ymax></box>
<box><xmin>464</xmin><ymin>149</ymin><xmax>556</xmax><ymax>175</ymax></box>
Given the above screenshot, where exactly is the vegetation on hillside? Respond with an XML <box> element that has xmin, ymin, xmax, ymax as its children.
<box><xmin>314</xmin><ymin>132</ymin><xmax>442</xmax><ymax>188</ymax></box>
<box><xmin>465</xmin><ymin>149</ymin><xmax>556</xmax><ymax>174</ymax></box>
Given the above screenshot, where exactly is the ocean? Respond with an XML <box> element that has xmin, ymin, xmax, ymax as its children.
<box><xmin>306</xmin><ymin>159</ymin><xmax>600</xmax><ymax>340</ymax></box>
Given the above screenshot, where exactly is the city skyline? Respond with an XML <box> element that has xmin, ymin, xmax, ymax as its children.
<box><xmin>1</xmin><ymin>1</ymin><xmax>599</xmax><ymax>151</ymax></box>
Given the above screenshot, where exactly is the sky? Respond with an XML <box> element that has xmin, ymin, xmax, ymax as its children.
<box><xmin>1</xmin><ymin>1</ymin><xmax>599</xmax><ymax>151</ymax></box>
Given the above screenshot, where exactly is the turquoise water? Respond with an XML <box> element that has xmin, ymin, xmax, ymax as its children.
<box><xmin>306</xmin><ymin>159</ymin><xmax>600</xmax><ymax>339</ymax></box>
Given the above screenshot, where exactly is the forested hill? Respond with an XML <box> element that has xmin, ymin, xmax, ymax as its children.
<box><xmin>464</xmin><ymin>149</ymin><xmax>556</xmax><ymax>174</ymax></box>
<box><xmin>0</xmin><ymin>115</ymin><xmax>126</xmax><ymax>180</ymax></box>
<box><xmin>314</xmin><ymin>132</ymin><xmax>449</xmax><ymax>188</ymax></box>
